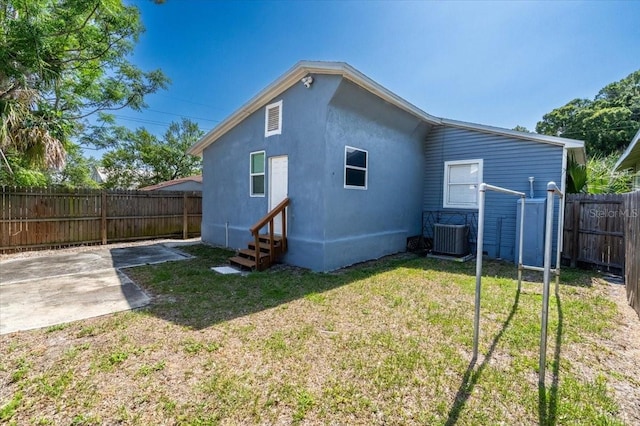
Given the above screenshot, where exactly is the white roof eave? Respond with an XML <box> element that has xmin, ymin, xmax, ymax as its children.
<box><xmin>614</xmin><ymin>128</ymin><xmax>640</xmax><ymax>172</ymax></box>
<box><xmin>187</xmin><ymin>61</ymin><xmax>440</xmax><ymax>156</ymax></box>
<box><xmin>439</xmin><ymin>118</ymin><xmax>586</xmax><ymax>163</ymax></box>
<box><xmin>188</xmin><ymin>61</ymin><xmax>585</xmax><ymax>164</ymax></box>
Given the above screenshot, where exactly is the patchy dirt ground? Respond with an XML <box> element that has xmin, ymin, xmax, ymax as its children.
<box><xmin>596</xmin><ymin>276</ymin><xmax>640</xmax><ymax>425</ymax></box>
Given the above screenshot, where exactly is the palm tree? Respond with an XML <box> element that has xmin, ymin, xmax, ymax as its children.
<box><xmin>0</xmin><ymin>86</ymin><xmax>66</xmax><ymax>170</ymax></box>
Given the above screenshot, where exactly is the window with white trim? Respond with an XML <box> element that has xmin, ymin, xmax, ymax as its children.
<box><xmin>344</xmin><ymin>146</ymin><xmax>368</xmax><ymax>189</ymax></box>
<box><xmin>250</xmin><ymin>151</ymin><xmax>265</xmax><ymax>196</ymax></box>
<box><xmin>264</xmin><ymin>100</ymin><xmax>282</xmax><ymax>137</ymax></box>
<box><xmin>443</xmin><ymin>159</ymin><xmax>483</xmax><ymax>208</ymax></box>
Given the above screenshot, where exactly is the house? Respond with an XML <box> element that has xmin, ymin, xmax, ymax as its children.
<box><xmin>188</xmin><ymin>61</ymin><xmax>585</xmax><ymax>272</ymax></box>
<box><xmin>89</xmin><ymin>165</ymin><xmax>109</xmax><ymax>185</ymax></box>
<box><xmin>614</xmin><ymin>127</ymin><xmax>640</xmax><ymax>191</ymax></box>
<box><xmin>140</xmin><ymin>175</ymin><xmax>203</xmax><ymax>192</ymax></box>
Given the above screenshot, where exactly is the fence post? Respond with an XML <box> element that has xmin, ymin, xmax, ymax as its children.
<box><xmin>570</xmin><ymin>199</ymin><xmax>580</xmax><ymax>268</ymax></box>
<box><xmin>625</xmin><ymin>191</ymin><xmax>640</xmax><ymax>318</ymax></box>
<box><xmin>183</xmin><ymin>192</ymin><xmax>188</xmax><ymax>240</ymax></box>
<box><xmin>101</xmin><ymin>190</ymin><xmax>107</xmax><ymax>245</ymax></box>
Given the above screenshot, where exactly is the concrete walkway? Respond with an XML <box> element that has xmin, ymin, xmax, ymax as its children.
<box><xmin>0</xmin><ymin>243</ymin><xmax>192</xmax><ymax>334</ymax></box>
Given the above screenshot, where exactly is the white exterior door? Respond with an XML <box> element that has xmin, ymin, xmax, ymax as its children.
<box><xmin>269</xmin><ymin>155</ymin><xmax>288</xmax><ymax>235</ymax></box>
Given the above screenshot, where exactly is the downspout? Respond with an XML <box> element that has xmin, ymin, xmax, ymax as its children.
<box><xmin>225</xmin><ymin>221</ymin><xmax>229</xmax><ymax>248</ymax></box>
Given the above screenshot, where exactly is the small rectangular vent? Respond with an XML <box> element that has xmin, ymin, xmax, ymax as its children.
<box><xmin>265</xmin><ymin>100</ymin><xmax>282</xmax><ymax>137</ymax></box>
<box><xmin>267</xmin><ymin>106</ymin><xmax>280</xmax><ymax>131</ymax></box>
<box><xmin>433</xmin><ymin>223</ymin><xmax>469</xmax><ymax>255</ymax></box>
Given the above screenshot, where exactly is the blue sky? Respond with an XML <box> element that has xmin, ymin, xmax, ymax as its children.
<box><xmin>104</xmin><ymin>0</ymin><xmax>639</xmax><ymax>151</ymax></box>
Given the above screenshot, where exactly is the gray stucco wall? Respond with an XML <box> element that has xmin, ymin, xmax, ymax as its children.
<box><xmin>423</xmin><ymin>126</ymin><xmax>564</xmax><ymax>261</ymax></box>
<box><xmin>201</xmin><ymin>75</ymin><xmax>430</xmax><ymax>271</ymax></box>
<box><xmin>319</xmin><ymin>80</ymin><xmax>429</xmax><ymax>271</ymax></box>
<box><xmin>201</xmin><ymin>74</ymin><xmax>342</xmax><ymax>267</ymax></box>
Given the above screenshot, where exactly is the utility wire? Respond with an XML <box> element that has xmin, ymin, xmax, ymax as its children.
<box><xmin>111</xmin><ymin>114</ymin><xmax>213</xmax><ymax>132</ymax></box>
<box><xmin>154</xmin><ymin>93</ymin><xmax>229</xmax><ymax>112</ymax></box>
<box><xmin>146</xmin><ymin>108</ymin><xmax>221</xmax><ymax>123</ymax></box>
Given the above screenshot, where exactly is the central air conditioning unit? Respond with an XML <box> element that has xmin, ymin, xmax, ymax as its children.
<box><xmin>433</xmin><ymin>223</ymin><xmax>469</xmax><ymax>256</ymax></box>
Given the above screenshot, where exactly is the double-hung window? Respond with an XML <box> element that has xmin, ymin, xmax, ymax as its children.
<box><xmin>344</xmin><ymin>146</ymin><xmax>368</xmax><ymax>189</ymax></box>
<box><xmin>250</xmin><ymin>151</ymin><xmax>265</xmax><ymax>196</ymax></box>
<box><xmin>443</xmin><ymin>159</ymin><xmax>483</xmax><ymax>208</ymax></box>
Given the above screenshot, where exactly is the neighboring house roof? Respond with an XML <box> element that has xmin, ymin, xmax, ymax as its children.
<box><xmin>188</xmin><ymin>60</ymin><xmax>586</xmax><ymax>162</ymax></box>
<box><xmin>90</xmin><ymin>166</ymin><xmax>109</xmax><ymax>184</ymax></box>
<box><xmin>140</xmin><ymin>175</ymin><xmax>203</xmax><ymax>191</ymax></box>
<box><xmin>614</xmin><ymin>127</ymin><xmax>640</xmax><ymax>172</ymax></box>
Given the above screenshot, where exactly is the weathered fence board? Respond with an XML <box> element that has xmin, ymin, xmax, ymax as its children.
<box><xmin>563</xmin><ymin>194</ymin><xmax>625</xmax><ymax>272</ymax></box>
<box><xmin>563</xmin><ymin>192</ymin><xmax>640</xmax><ymax>318</ymax></box>
<box><xmin>623</xmin><ymin>191</ymin><xmax>639</xmax><ymax>318</ymax></box>
<box><xmin>1</xmin><ymin>187</ymin><xmax>202</xmax><ymax>253</ymax></box>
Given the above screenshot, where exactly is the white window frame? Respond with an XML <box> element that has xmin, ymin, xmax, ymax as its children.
<box><xmin>264</xmin><ymin>100</ymin><xmax>283</xmax><ymax>137</ymax></box>
<box><xmin>443</xmin><ymin>159</ymin><xmax>483</xmax><ymax>208</ymax></box>
<box><xmin>250</xmin><ymin>150</ymin><xmax>265</xmax><ymax>197</ymax></box>
<box><xmin>344</xmin><ymin>146</ymin><xmax>368</xmax><ymax>190</ymax></box>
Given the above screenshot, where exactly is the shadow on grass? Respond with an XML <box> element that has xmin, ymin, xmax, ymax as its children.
<box><xmin>479</xmin><ymin>260</ymin><xmax>593</xmax><ymax>289</ymax></box>
<box><xmin>124</xmin><ymin>244</ymin><xmax>430</xmax><ymax>330</ymax></box>
<box><xmin>125</xmin><ymin>245</ymin><xmax>586</xmax><ymax>335</ymax></box>
<box><xmin>444</xmin><ymin>286</ymin><xmax>521</xmax><ymax>426</ymax></box>
<box><xmin>538</xmin><ymin>294</ymin><xmax>563</xmax><ymax>426</ymax></box>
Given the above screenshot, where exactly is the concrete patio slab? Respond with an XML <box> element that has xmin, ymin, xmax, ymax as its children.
<box><xmin>0</xmin><ymin>243</ymin><xmax>191</xmax><ymax>334</ymax></box>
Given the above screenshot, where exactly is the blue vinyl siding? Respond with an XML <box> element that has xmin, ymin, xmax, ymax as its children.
<box><xmin>423</xmin><ymin>126</ymin><xmax>563</xmax><ymax>261</ymax></box>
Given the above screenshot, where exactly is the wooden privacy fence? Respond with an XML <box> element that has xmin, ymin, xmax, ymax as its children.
<box><xmin>563</xmin><ymin>192</ymin><xmax>639</xmax><ymax>318</ymax></box>
<box><xmin>623</xmin><ymin>191</ymin><xmax>639</xmax><ymax>318</ymax></box>
<box><xmin>563</xmin><ymin>193</ymin><xmax>626</xmax><ymax>272</ymax></box>
<box><xmin>1</xmin><ymin>187</ymin><xmax>202</xmax><ymax>253</ymax></box>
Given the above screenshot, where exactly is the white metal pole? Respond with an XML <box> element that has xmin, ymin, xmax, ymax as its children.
<box><xmin>518</xmin><ymin>195</ymin><xmax>525</xmax><ymax>292</ymax></box>
<box><xmin>540</xmin><ymin>182</ymin><xmax>556</xmax><ymax>385</ymax></box>
<box><xmin>555</xmin><ymin>191</ymin><xmax>565</xmax><ymax>295</ymax></box>
<box><xmin>473</xmin><ymin>183</ymin><xmax>487</xmax><ymax>362</ymax></box>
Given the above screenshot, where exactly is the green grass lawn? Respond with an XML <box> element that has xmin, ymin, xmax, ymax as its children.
<box><xmin>0</xmin><ymin>244</ymin><xmax>634</xmax><ymax>425</ymax></box>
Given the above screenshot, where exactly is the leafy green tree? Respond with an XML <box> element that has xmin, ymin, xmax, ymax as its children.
<box><xmin>512</xmin><ymin>125</ymin><xmax>531</xmax><ymax>133</ymax></box>
<box><xmin>53</xmin><ymin>146</ymin><xmax>101</xmax><ymax>189</ymax></box>
<box><xmin>0</xmin><ymin>149</ymin><xmax>51</xmax><ymax>186</ymax></box>
<box><xmin>536</xmin><ymin>70</ymin><xmax>640</xmax><ymax>156</ymax></box>
<box><xmin>0</xmin><ymin>0</ymin><xmax>168</xmax><ymax>180</ymax></box>
<box><xmin>100</xmin><ymin>118</ymin><xmax>203</xmax><ymax>189</ymax></box>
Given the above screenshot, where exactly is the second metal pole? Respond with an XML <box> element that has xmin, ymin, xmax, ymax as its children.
<box><xmin>539</xmin><ymin>183</ymin><xmax>555</xmax><ymax>384</ymax></box>
<box><xmin>473</xmin><ymin>184</ymin><xmax>487</xmax><ymax>362</ymax></box>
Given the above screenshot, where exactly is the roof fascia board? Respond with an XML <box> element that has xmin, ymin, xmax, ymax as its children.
<box><xmin>188</xmin><ymin>60</ymin><xmax>585</xmax><ymax>163</ymax></box>
<box><xmin>188</xmin><ymin>62</ymin><xmax>311</xmax><ymax>156</ymax></box>
<box><xmin>614</xmin><ymin>128</ymin><xmax>640</xmax><ymax>171</ymax></box>
<box><xmin>440</xmin><ymin>118</ymin><xmax>585</xmax><ymax>149</ymax></box>
<box><xmin>188</xmin><ymin>61</ymin><xmax>441</xmax><ymax>155</ymax></box>
<box><xmin>336</xmin><ymin>63</ymin><xmax>441</xmax><ymax>126</ymax></box>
